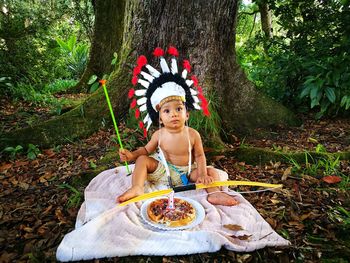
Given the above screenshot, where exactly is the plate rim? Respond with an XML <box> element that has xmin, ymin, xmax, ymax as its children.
<box><xmin>140</xmin><ymin>196</ymin><xmax>205</xmax><ymax>231</ymax></box>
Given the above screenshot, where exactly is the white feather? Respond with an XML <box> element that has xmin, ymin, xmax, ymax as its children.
<box><xmin>171</xmin><ymin>58</ymin><xmax>178</xmax><ymax>74</ymax></box>
<box><xmin>137</xmin><ymin>97</ymin><xmax>147</xmax><ymax>105</ymax></box>
<box><xmin>190</xmin><ymin>88</ymin><xmax>197</xmax><ymax>95</ymax></box>
<box><xmin>143</xmin><ymin>114</ymin><xmax>150</xmax><ymax>124</ymax></box>
<box><xmin>140</xmin><ymin>104</ymin><xmax>147</xmax><ymax>112</ymax></box>
<box><xmin>160</xmin><ymin>57</ymin><xmax>170</xmax><ymax>73</ymax></box>
<box><xmin>140</xmin><ymin>71</ymin><xmax>154</xmax><ymax>82</ymax></box>
<box><xmin>182</xmin><ymin>69</ymin><xmax>188</xmax><ymax>79</ymax></box>
<box><xmin>146</xmin><ymin>120</ymin><xmax>152</xmax><ymax>131</ymax></box>
<box><xmin>146</xmin><ymin>65</ymin><xmax>161</xmax><ymax>78</ymax></box>
<box><xmin>138</xmin><ymin>79</ymin><xmax>150</xmax><ymax>88</ymax></box>
<box><xmin>193</xmin><ymin>102</ymin><xmax>201</xmax><ymax>110</ymax></box>
<box><xmin>185</xmin><ymin>80</ymin><xmax>194</xmax><ymax>87</ymax></box>
<box><xmin>135</xmin><ymin>89</ymin><xmax>147</xmax><ymax>96</ymax></box>
<box><xmin>192</xmin><ymin>95</ymin><xmax>199</xmax><ymax>103</ymax></box>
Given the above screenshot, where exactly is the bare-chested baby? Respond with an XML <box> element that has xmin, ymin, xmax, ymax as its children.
<box><xmin>117</xmin><ymin>97</ymin><xmax>238</xmax><ymax>206</ymax></box>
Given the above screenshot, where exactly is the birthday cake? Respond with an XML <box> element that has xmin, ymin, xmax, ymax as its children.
<box><xmin>147</xmin><ymin>198</ymin><xmax>196</xmax><ymax>227</ymax></box>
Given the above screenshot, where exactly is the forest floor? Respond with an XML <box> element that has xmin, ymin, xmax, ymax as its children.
<box><xmin>0</xmin><ymin>96</ymin><xmax>350</xmax><ymax>263</ymax></box>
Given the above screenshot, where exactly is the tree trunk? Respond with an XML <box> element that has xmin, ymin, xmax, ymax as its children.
<box><xmin>0</xmin><ymin>0</ymin><xmax>299</xmax><ymax>149</ymax></box>
<box><xmin>258</xmin><ymin>1</ymin><xmax>273</xmax><ymax>39</ymax></box>
<box><xmin>69</xmin><ymin>0</ymin><xmax>125</xmax><ymax>93</ymax></box>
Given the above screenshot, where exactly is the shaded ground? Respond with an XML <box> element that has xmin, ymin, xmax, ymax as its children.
<box><xmin>0</xmin><ymin>98</ymin><xmax>349</xmax><ymax>262</ymax></box>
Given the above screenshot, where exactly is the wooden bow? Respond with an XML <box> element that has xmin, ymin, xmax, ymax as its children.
<box><xmin>118</xmin><ymin>180</ymin><xmax>282</xmax><ymax>206</ymax></box>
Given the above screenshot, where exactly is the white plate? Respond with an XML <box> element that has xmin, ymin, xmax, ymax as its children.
<box><xmin>140</xmin><ymin>196</ymin><xmax>205</xmax><ymax>231</ymax></box>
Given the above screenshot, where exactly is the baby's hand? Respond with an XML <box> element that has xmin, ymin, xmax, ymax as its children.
<box><xmin>119</xmin><ymin>149</ymin><xmax>134</xmax><ymax>162</ymax></box>
<box><xmin>196</xmin><ymin>175</ymin><xmax>214</xmax><ymax>185</ymax></box>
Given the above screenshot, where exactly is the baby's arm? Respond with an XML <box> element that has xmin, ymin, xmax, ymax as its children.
<box><xmin>119</xmin><ymin>131</ymin><xmax>159</xmax><ymax>162</ymax></box>
<box><xmin>191</xmin><ymin>129</ymin><xmax>214</xmax><ymax>184</ymax></box>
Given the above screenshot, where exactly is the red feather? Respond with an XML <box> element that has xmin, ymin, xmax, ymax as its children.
<box><xmin>197</xmin><ymin>86</ymin><xmax>203</xmax><ymax>93</ymax></box>
<box><xmin>139</xmin><ymin>121</ymin><xmax>144</xmax><ymax>129</ymax></box>
<box><xmin>143</xmin><ymin>128</ymin><xmax>147</xmax><ymax>138</ymax></box>
<box><xmin>128</xmin><ymin>88</ymin><xmax>135</xmax><ymax>99</ymax></box>
<box><xmin>131</xmin><ymin>76</ymin><xmax>138</xmax><ymax>86</ymax></box>
<box><xmin>191</xmin><ymin>75</ymin><xmax>198</xmax><ymax>87</ymax></box>
<box><xmin>153</xmin><ymin>47</ymin><xmax>164</xmax><ymax>57</ymax></box>
<box><xmin>137</xmin><ymin>55</ymin><xmax>147</xmax><ymax>68</ymax></box>
<box><xmin>135</xmin><ymin>108</ymin><xmax>140</xmax><ymax>119</ymax></box>
<box><xmin>183</xmin><ymin>60</ymin><xmax>191</xmax><ymax>72</ymax></box>
<box><xmin>133</xmin><ymin>66</ymin><xmax>141</xmax><ymax>76</ymax></box>
<box><xmin>203</xmin><ymin>106</ymin><xmax>210</xmax><ymax>116</ymax></box>
<box><xmin>130</xmin><ymin>99</ymin><xmax>137</xmax><ymax>109</ymax></box>
<box><xmin>167</xmin><ymin>46</ymin><xmax>179</xmax><ymax>57</ymax></box>
<box><xmin>198</xmin><ymin>93</ymin><xmax>208</xmax><ymax>105</ymax></box>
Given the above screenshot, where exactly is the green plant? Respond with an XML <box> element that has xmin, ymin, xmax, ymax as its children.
<box><xmin>284</xmin><ymin>144</ymin><xmax>342</xmax><ymax>177</ymax></box>
<box><xmin>0</xmin><ymin>77</ymin><xmax>13</xmax><ymax>95</ymax></box>
<box><xmin>89</xmin><ymin>160</ymin><xmax>97</xmax><ymax>169</ymax></box>
<box><xmin>44</xmin><ymin>79</ymin><xmax>78</xmax><ymax>94</ymax></box>
<box><xmin>3</xmin><ymin>145</ymin><xmax>23</xmax><ymax>159</ymax></box>
<box><xmin>87</xmin><ymin>53</ymin><xmax>118</xmax><ymax>93</ymax></box>
<box><xmin>27</xmin><ymin>144</ymin><xmax>40</xmax><ymax>160</ymax></box>
<box><xmin>56</xmin><ymin>35</ymin><xmax>89</xmax><ymax>78</ymax></box>
<box><xmin>328</xmin><ymin>206</ymin><xmax>350</xmax><ymax>230</ymax></box>
<box><xmin>188</xmin><ymin>90</ymin><xmax>223</xmax><ymax>142</ymax></box>
<box><xmin>59</xmin><ymin>183</ymin><xmax>82</xmax><ymax>208</ymax></box>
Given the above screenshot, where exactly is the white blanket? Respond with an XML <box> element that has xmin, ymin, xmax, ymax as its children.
<box><xmin>56</xmin><ymin>165</ymin><xmax>290</xmax><ymax>261</ymax></box>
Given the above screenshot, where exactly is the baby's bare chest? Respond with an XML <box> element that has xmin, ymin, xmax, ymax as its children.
<box><xmin>159</xmin><ymin>136</ymin><xmax>193</xmax><ymax>155</ymax></box>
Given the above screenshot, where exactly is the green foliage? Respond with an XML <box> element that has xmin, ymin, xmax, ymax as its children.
<box><xmin>59</xmin><ymin>183</ymin><xmax>83</xmax><ymax>208</ymax></box>
<box><xmin>284</xmin><ymin>144</ymin><xmax>342</xmax><ymax>177</ymax></box>
<box><xmin>0</xmin><ymin>77</ymin><xmax>13</xmax><ymax>95</ymax></box>
<box><xmin>0</xmin><ymin>0</ymin><xmax>93</xmax><ymax>90</ymax></box>
<box><xmin>328</xmin><ymin>206</ymin><xmax>350</xmax><ymax>230</ymax></box>
<box><xmin>237</xmin><ymin>0</ymin><xmax>350</xmax><ymax>118</ymax></box>
<box><xmin>3</xmin><ymin>145</ymin><xmax>23</xmax><ymax>159</ymax></box>
<box><xmin>27</xmin><ymin>143</ymin><xmax>40</xmax><ymax>160</ymax></box>
<box><xmin>188</xmin><ymin>91</ymin><xmax>223</xmax><ymax>140</ymax></box>
<box><xmin>55</xmin><ymin>35</ymin><xmax>89</xmax><ymax>79</ymax></box>
<box><xmin>88</xmin><ymin>53</ymin><xmax>118</xmax><ymax>93</ymax></box>
<box><xmin>43</xmin><ymin>79</ymin><xmax>78</xmax><ymax>94</ymax></box>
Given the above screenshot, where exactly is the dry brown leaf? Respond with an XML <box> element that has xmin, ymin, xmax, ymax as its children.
<box><xmin>282</xmin><ymin>167</ymin><xmax>292</xmax><ymax>181</ymax></box>
<box><xmin>230</xmin><ymin>234</ymin><xmax>252</xmax><ymax>240</ymax></box>
<box><xmin>43</xmin><ymin>149</ymin><xmax>56</xmax><ymax>158</ymax></box>
<box><xmin>0</xmin><ymin>163</ymin><xmax>12</xmax><ymax>172</ymax></box>
<box><xmin>55</xmin><ymin>208</ymin><xmax>68</xmax><ymax>224</ymax></box>
<box><xmin>322</xmin><ymin>175</ymin><xmax>342</xmax><ymax>184</ymax></box>
<box><xmin>14</xmin><ymin>160</ymin><xmax>29</xmax><ymax>167</ymax></box>
<box><xmin>223</xmin><ymin>224</ymin><xmax>244</xmax><ymax>231</ymax></box>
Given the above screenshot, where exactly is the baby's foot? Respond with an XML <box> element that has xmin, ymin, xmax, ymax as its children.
<box><xmin>207</xmin><ymin>192</ymin><xmax>239</xmax><ymax>206</ymax></box>
<box><xmin>117</xmin><ymin>186</ymin><xmax>144</xmax><ymax>203</ymax></box>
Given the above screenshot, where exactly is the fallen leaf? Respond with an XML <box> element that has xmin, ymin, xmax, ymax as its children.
<box><xmin>322</xmin><ymin>175</ymin><xmax>341</xmax><ymax>184</ymax></box>
<box><xmin>230</xmin><ymin>234</ymin><xmax>252</xmax><ymax>240</ymax></box>
<box><xmin>14</xmin><ymin>160</ymin><xmax>29</xmax><ymax>167</ymax></box>
<box><xmin>0</xmin><ymin>163</ymin><xmax>12</xmax><ymax>172</ymax></box>
<box><xmin>223</xmin><ymin>224</ymin><xmax>244</xmax><ymax>231</ymax></box>
<box><xmin>282</xmin><ymin>167</ymin><xmax>292</xmax><ymax>181</ymax></box>
<box><xmin>43</xmin><ymin>149</ymin><xmax>55</xmax><ymax>158</ymax></box>
<box><xmin>55</xmin><ymin>208</ymin><xmax>68</xmax><ymax>224</ymax></box>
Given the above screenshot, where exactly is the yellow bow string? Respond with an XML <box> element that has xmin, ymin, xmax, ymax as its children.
<box><xmin>118</xmin><ymin>180</ymin><xmax>282</xmax><ymax>207</ymax></box>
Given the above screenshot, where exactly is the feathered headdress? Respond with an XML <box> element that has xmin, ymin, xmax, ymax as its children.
<box><xmin>128</xmin><ymin>46</ymin><xmax>210</xmax><ymax>137</ymax></box>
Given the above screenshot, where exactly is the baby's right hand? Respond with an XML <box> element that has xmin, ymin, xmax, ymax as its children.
<box><xmin>119</xmin><ymin>149</ymin><xmax>134</xmax><ymax>162</ymax></box>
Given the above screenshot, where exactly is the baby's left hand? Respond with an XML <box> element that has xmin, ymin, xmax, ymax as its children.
<box><xmin>196</xmin><ymin>175</ymin><xmax>214</xmax><ymax>185</ymax></box>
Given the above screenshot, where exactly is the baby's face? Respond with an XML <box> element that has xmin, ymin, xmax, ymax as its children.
<box><xmin>159</xmin><ymin>100</ymin><xmax>188</xmax><ymax>129</ymax></box>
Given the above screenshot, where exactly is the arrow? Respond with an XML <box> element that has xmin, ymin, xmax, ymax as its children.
<box><xmin>100</xmin><ymin>80</ymin><xmax>131</xmax><ymax>174</ymax></box>
<box><xmin>118</xmin><ymin>180</ymin><xmax>282</xmax><ymax>206</ymax></box>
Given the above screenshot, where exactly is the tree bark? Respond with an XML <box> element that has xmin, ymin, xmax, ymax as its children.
<box><xmin>258</xmin><ymin>1</ymin><xmax>273</xmax><ymax>39</ymax></box>
<box><xmin>0</xmin><ymin>0</ymin><xmax>299</xmax><ymax>149</ymax></box>
<box><xmin>69</xmin><ymin>0</ymin><xmax>125</xmax><ymax>93</ymax></box>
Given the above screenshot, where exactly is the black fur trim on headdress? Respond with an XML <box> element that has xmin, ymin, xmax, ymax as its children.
<box><xmin>145</xmin><ymin>72</ymin><xmax>195</xmax><ymax>124</ymax></box>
